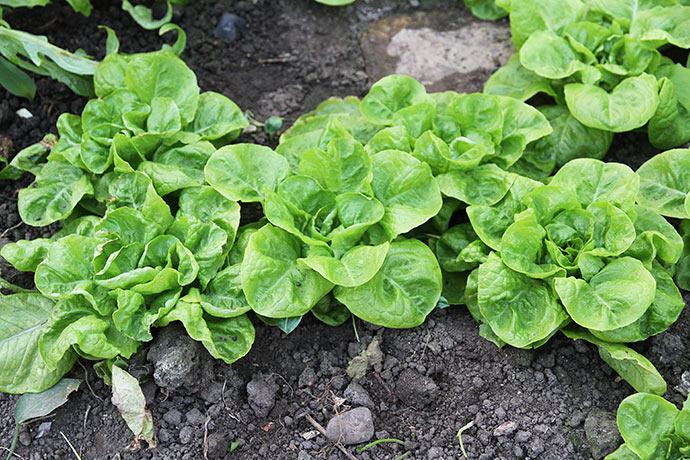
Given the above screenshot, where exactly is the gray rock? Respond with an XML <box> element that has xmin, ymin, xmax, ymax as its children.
<box><xmin>299</xmin><ymin>367</ymin><xmax>317</xmax><ymax>388</ymax></box>
<box><xmin>18</xmin><ymin>426</ymin><xmax>30</xmax><ymax>447</ymax></box>
<box><xmin>493</xmin><ymin>421</ymin><xmax>518</xmax><ymax>437</ymax></box>
<box><xmin>205</xmin><ymin>432</ymin><xmax>227</xmax><ymax>459</ymax></box>
<box><xmin>344</xmin><ymin>382</ymin><xmax>375</xmax><ymax>408</ymax></box>
<box><xmin>361</xmin><ymin>12</ymin><xmax>513</xmax><ymax>92</ymax></box>
<box><xmin>528</xmin><ymin>438</ymin><xmax>545</xmax><ymax>457</ymax></box>
<box><xmin>163</xmin><ymin>409</ymin><xmax>182</xmax><ymax>426</ymax></box>
<box><xmin>214</xmin><ymin>13</ymin><xmax>247</xmax><ymax>43</ymax></box>
<box><xmin>158</xmin><ymin>428</ymin><xmax>172</xmax><ymax>443</ymax></box>
<box><xmin>584</xmin><ymin>409</ymin><xmax>622</xmax><ymax>459</ymax></box>
<box><xmin>537</xmin><ymin>353</ymin><xmax>555</xmax><ymax>368</ymax></box>
<box><xmin>511</xmin><ymin>349</ymin><xmax>534</xmax><ymax>367</ymax></box>
<box><xmin>200</xmin><ymin>382</ymin><xmax>224</xmax><ymax>405</ymax></box>
<box><xmin>247</xmin><ymin>374</ymin><xmax>278</xmax><ymax>418</ymax></box>
<box><xmin>651</xmin><ymin>333</ymin><xmax>686</xmax><ymax>366</ymax></box>
<box><xmin>297</xmin><ymin>451</ymin><xmax>313</xmax><ymax>460</ymax></box>
<box><xmin>675</xmin><ymin>370</ymin><xmax>690</xmax><ymax>396</ymax></box>
<box><xmin>326</xmin><ymin>407</ymin><xmax>375</xmax><ymax>445</ymax></box>
<box><xmin>395</xmin><ymin>368</ymin><xmax>439</xmax><ymax>407</ymax></box>
<box><xmin>567</xmin><ymin>409</ymin><xmax>586</xmax><ymax>427</ymax></box>
<box><xmin>428</xmin><ymin>446</ymin><xmax>444</xmax><ymax>459</ymax></box>
<box><xmin>186</xmin><ymin>408</ymin><xmax>205</xmax><ymax>426</ymax></box>
<box><xmin>515</xmin><ymin>430</ymin><xmax>532</xmax><ymax>443</ymax></box>
<box><xmin>179</xmin><ymin>426</ymin><xmax>195</xmax><ymax>444</ymax></box>
<box><xmin>147</xmin><ymin>324</ymin><xmax>202</xmax><ymax>390</ymax></box>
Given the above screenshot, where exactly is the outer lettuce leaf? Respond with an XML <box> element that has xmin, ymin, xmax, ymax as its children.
<box><xmin>636</xmin><ymin>148</ymin><xmax>690</xmax><ymax>219</ymax></box>
<box><xmin>124</xmin><ymin>50</ymin><xmax>199</xmax><ymax>125</ymax></box>
<box><xmin>476</xmin><ymin>252</ymin><xmax>569</xmax><ymax>348</ymax></box>
<box><xmin>205</xmin><ymin>144</ymin><xmax>290</xmax><ymax>203</ymax></box>
<box><xmin>0</xmin><ymin>238</ymin><xmax>51</xmax><ymax>272</ymax></box>
<box><xmin>505</xmin><ymin>0</ymin><xmax>586</xmax><ymax>48</ymax></box>
<box><xmin>463</xmin><ymin>0</ymin><xmax>508</xmax><ymax>20</ymax></box>
<box><xmin>188</xmin><ymin>91</ymin><xmax>247</xmax><ymax>141</ymax></box>
<box><xmin>241</xmin><ymin>224</ymin><xmax>333</xmax><ymax>318</ymax></box>
<box><xmin>39</xmin><ymin>295</ymin><xmax>139</xmax><ymax>369</ymax></box>
<box><xmin>484</xmin><ymin>54</ymin><xmax>557</xmax><ymax>100</ymax></box>
<box><xmin>520</xmin><ymin>30</ymin><xmax>587</xmax><ymax>79</ymax></box>
<box><xmin>0</xmin><ymin>294</ymin><xmax>77</xmax><ymax>393</ymax></box>
<box><xmin>156</xmin><ymin>302</ymin><xmax>254</xmax><ymax>364</ymax></box>
<box><xmin>554</xmin><ymin>257</ymin><xmax>655</xmax><ymax>331</ymax></box>
<box><xmin>34</xmin><ymin>234</ymin><xmax>100</xmax><ymax>303</ymax></box>
<box><xmin>564</xmin><ymin>73</ymin><xmax>659</xmax><ymax>132</ymax></box>
<box><xmin>550</xmin><ymin>159</ymin><xmax>639</xmax><ymax>213</ymax></box>
<box><xmin>649</xmin><ymin>74</ymin><xmax>690</xmax><ymax>149</ymax></box>
<box><xmin>334</xmin><ymin>239</ymin><xmax>442</xmax><ymax>328</ymax></box>
<box><xmin>533</xmin><ymin>105</ymin><xmax>613</xmax><ymax>167</ymax></box>
<box><xmin>631</xmin><ymin>6</ymin><xmax>690</xmax><ymax>48</ymax></box>
<box><xmin>360</xmin><ymin>74</ymin><xmax>430</xmax><ymax>125</ymax></box>
<box><xmin>298</xmin><ymin>137</ymin><xmax>373</xmax><ymax>194</ymax></box>
<box><xmin>591</xmin><ymin>262</ymin><xmax>683</xmax><ymax>343</ymax></box>
<box><xmin>616</xmin><ymin>393</ymin><xmax>679</xmax><ymax>459</ymax></box>
<box><xmin>18</xmin><ymin>161</ymin><xmax>93</xmax><ymax>226</ymax></box>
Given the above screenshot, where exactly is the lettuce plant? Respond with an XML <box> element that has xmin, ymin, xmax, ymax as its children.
<box><xmin>273</xmin><ymin>75</ymin><xmax>557</xmax><ymax>309</ymax></box>
<box><xmin>204</xmin><ymin>137</ymin><xmax>445</xmax><ymax>328</ymax></box>
<box><xmin>606</xmin><ymin>392</ymin><xmax>690</xmax><ymax>460</ymax></box>
<box><xmin>451</xmin><ymin>158</ymin><xmax>684</xmax><ymax>394</ymax></box>
<box><xmin>485</xmin><ymin>0</ymin><xmax>690</xmax><ymax>151</ymax></box>
<box><xmin>2</xmin><ymin>48</ymin><xmax>246</xmax><ymax>224</ymax></box>
<box><xmin>0</xmin><ymin>49</ymin><xmax>251</xmax><ymax>393</ymax></box>
<box><xmin>0</xmin><ymin>1</ymin><xmax>187</xmax><ymax>98</ymax></box>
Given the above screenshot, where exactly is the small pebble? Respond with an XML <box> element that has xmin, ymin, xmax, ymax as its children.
<box><xmin>325</xmin><ymin>407</ymin><xmax>374</xmax><ymax>445</ymax></box>
<box><xmin>214</xmin><ymin>13</ymin><xmax>247</xmax><ymax>43</ymax></box>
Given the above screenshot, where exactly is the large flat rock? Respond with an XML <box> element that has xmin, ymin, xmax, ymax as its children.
<box><xmin>361</xmin><ymin>12</ymin><xmax>514</xmax><ymax>93</ymax></box>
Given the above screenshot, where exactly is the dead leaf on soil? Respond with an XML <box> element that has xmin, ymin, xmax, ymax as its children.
<box><xmin>111</xmin><ymin>365</ymin><xmax>156</xmax><ymax>449</ymax></box>
<box><xmin>346</xmin><ymin>335</ymin><xmax>383</xmax><ymax>380</ymax></box>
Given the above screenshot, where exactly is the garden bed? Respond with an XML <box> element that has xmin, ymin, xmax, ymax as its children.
<box><xmin>1</xmin><ymin>1</ymin><xmax>688</xmax><ymax>459</ymax></box>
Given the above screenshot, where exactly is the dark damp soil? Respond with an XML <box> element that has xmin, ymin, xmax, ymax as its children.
<box><xmin>0</xmin><ymin>1</ymin><xmax>687</xmax><ymax>460</ymax></box>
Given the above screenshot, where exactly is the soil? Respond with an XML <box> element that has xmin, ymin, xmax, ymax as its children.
<box><xmin>1</xmin><ymin>1</ymin><xmax>688</xmax><ymax>460</ymax></box>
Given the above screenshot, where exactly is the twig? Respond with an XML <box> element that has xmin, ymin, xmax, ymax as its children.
<box><xmin>83</xmin><ymin>406</ymin><xmax>91</xmax><ymax>432</ymax></box>
<box><xmin>203</xmin><ymin>413</ymin><xmax>211</xmax><ymax>460</ymax></box>
<box><xmin>270</xmin><ymin>373</ymin><xmax>294</xmax><ymax>397</ymax></box>
<box><xmin>303</xmin><ymin>413</ymin><xmax>358</xmax><ymax>460</ymax></box>
<box><xmin>221</xmin><ymin>379</ymin><xmax>229</xmax><ymax>410</ymax></box>
<box><xmin>60</xmin><ymin>432</ymin><xmax>82</xmax><ymax>460</ymax></box>
<box><xmin>0</xmin><ymin>447</ymin><xmax>23</xmax><ymax>460</ymax></box>
<box><xmin>373</xmin><ymin>372</ymin><xmax>393</xmax><ymax>397</ymax></box>
<box><xmin>258</xmin><ymin>57</ymin><xmax>296</xmax><ymax>65</ymax></box>
<box><xmin>0</xmin><ymin>221</ymin><xmax>23</xmax><ymax>239</ymax></box>
<box><xmin>77</xmin><ymin>361</ymin><xmax>103</xmax><ymax>402</ymax></box>
<box><xmin>222</xmin><ymin>379</ymin><xmax>242</xmax><ymax>423</ymax></box>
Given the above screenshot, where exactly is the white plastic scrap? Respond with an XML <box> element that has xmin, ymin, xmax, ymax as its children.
<box><xmin>35</xmin><ymin>422</ymin><xmax>52</xmax><ymax>439</ymax></box>
<box><xmin>16</xmin><ymin>108</ymin><xmax>33</xmax><ymax>119</ymax></box>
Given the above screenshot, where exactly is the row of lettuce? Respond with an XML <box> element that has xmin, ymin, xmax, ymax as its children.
<box><xmin>0</xmin><ymin>46</ymin><xmax>687</xmax><ymax>399</ymax></box>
